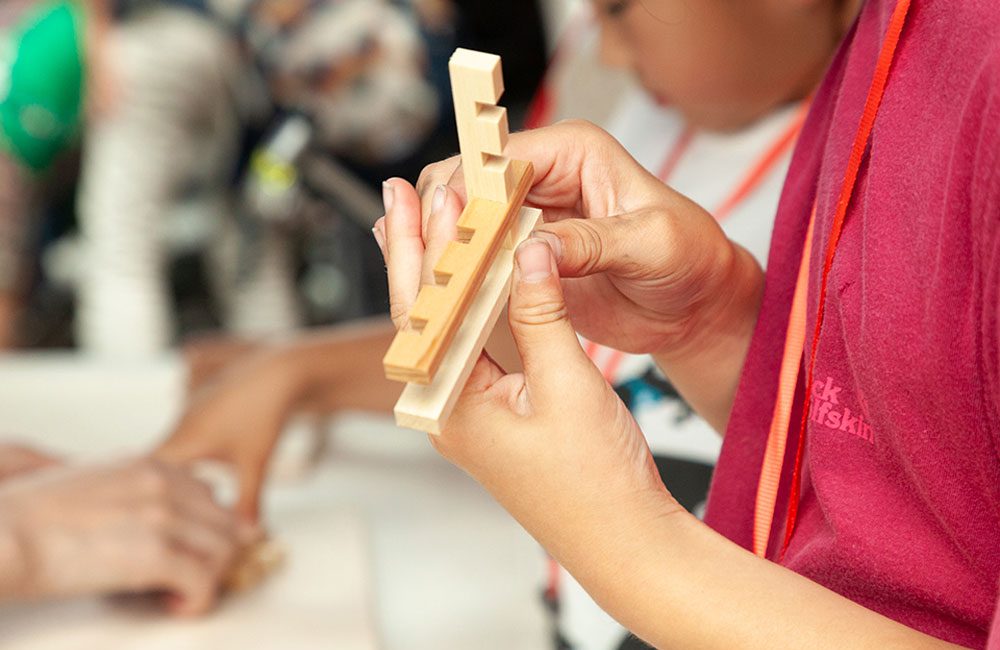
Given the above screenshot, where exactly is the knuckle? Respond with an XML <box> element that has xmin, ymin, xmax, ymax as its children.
<box><xmin>389</xmin><ymin>303</ymin><xmax>411</xmax><ymax>330</ymax></box>
<box><xmin>555</xmin><ymin>119</ymin><xmax>610</xmax><ymax>147</ymax></box>
<box><xmin>415</xmin><ymin>169</ymin><xmax>434</xmax><ymax>196</ymax></box>
<box><xmin>570</xmin><ymin>219</ymin><xmax>606</xmax><ymax>275</ymax></box>
<box><xmin>640</xmin><ymin>208</ymin><xmax>675</xmax><ymax>243</ymax></box>
<box><xmin>511</xmin><ymin>299</ymin><xmax>569</xmax><ymax>327</ymax></box>
<box><xmin>416</xmin><ymin>159</ymin><xmax>456</xmax><ymax>197</ymax></box>
<box><xmin>555</xmin><ymin>117</ymin><xmax>599</xmax><ymax>134</ymax></box>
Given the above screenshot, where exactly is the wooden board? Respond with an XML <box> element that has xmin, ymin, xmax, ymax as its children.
<box><xmin>383</xmin><ymin>161</ymin><xmax>532</xmax><ymax>384</ymax></box>
<box><xmin>394</xmin><ymin>207</ymin><xmax>542</xmax><ymax>434</ymax></box>
<box><xmin>383</xmin><ymin>47</ymin><xmax>533</xmax><ymax>386</ymax></box>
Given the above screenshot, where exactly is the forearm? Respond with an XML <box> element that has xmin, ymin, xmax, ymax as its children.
<box><xmin>552</xmin><ymin>490</ymin><xmax>962</xmax><ymax>650</ymax></box>
<box><xmin>651</xmin><ymin>241</ymin><xmax>764</xmax><ymax>434</ymax></box>
<box><xmin>270</xmin><ymin>316</ymin><xmax>400</xmax><ymax>416</ymax></box>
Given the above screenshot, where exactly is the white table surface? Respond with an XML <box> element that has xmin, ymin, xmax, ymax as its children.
<box><xmin>0</xmin><ymin>353</ymin><xmax>550</xmax><ymax>650</ymax></box>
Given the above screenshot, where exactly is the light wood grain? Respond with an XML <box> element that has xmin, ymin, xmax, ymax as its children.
<box><xmin>383</xmin><ymin>48</ymin><xmax>533</xmax><ymax>386</ymax></box>
<box><xmin>394</xmin><ymin>207</ymin><xmax>541</xmax><ymax>434</ymax></box>
<box><xmin>448</xmin><ymin>48</ymin><xmax>516</xmax><ymax>203</ymax></box>
<box><xmin>383</xmin><ymin>160</ymin><xmax>532</xmax><ymax>384</ymax></box>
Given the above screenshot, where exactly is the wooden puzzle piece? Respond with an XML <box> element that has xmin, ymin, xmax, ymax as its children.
<box><xmin>383</xmin><ymin>49</ymin><xmax>534</xmax><ymax>386</ymax></box>
<box><xmin>394</xmin><ymin>207</ymin><xmax>542</xmax><ymax>434</ymax></box>
<box><xmin>223</xmin><ymin>538</ymin><xmax>287</xmax><ymax>594</ymax></box>
<box><xmin>449</xmin><ymin>48</ymin><xmax>518</xmax><ymax>203</ymax></box>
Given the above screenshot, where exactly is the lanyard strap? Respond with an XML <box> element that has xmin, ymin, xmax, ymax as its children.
<box><xmin>714</xmin><ymin>102</ymin><xmax>810</xmax><ymax>222</ymax></box>
<box><xmin>656</xmin><ymin>102</ymin><xmax>809</xmax><ymax>219</ymax></box>
<box><xmin>752</xmin><ymin>0</ymin><xmax>913</xmax><ymax>560</ymax></box>
<box><xmin>752</xmin><ymin>207</ymin><xmax>816</xmax><ymax>556</ymax></box>
<box><xmin>656</xmin><ymin>126</ymin><xmax>696</xmax><ymax>182</ymax></box>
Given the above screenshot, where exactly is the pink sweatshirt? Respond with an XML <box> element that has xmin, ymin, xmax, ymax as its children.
<box><xmin>703</xmin><ymin>0</ymin><xmax>1000</xmax><ymax>647</ymax></box>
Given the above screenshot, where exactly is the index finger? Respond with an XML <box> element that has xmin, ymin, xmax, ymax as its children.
<box><xmin>445</xmin><ymin>121</ymin><xmax>656</xmax><ymax>222</ymax></box>
<box><xmin>384</xmin><ymin>178</ymin><xmax>426</xmax><ymax>329</ymax></box>
<box><xmin>416</xmin><ymin>156</ymin><xmax>463</xmax><ymax>239</ymax></box>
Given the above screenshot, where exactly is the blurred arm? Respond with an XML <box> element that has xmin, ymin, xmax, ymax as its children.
<box><xmin>275</xmin><ymin>316</ymin><xmax>401</xmax><ymax>415</ymax></box>
<box><xmin>159</xmin><ymin>316</ymin><xmax>402</xmax><ymax>518</ymax></box>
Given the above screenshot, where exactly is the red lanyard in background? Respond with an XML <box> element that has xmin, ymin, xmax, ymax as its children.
<box><xmin>656</xmin><ymin>102</ymin><xmax>810</xmax><ymax>219</ymax></box>
<box><xmin>752</xmin><ymin>0</ymin><xmax>913</xmax><ymax>559</ymax></box>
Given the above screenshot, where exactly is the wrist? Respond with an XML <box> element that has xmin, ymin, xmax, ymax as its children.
<box><xmin>239</xmin><ymin>348</ymin><xmax>312</xmax><ymax>420</ymax></box>
<box><xmin>655</xmin><ymin>240</ymin><xmax>763</xmax><ymax>363</ymax></box>
<box><xmin>550</xmin><ymin>480</ymin><xmax>693</xmax><ymax>612</ymax></box>
<box><xmin>651</xmin><ymin>241</ymin><xmax>764</xmax><ymax>432</ymax></box>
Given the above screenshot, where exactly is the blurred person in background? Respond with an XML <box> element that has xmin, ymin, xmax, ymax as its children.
<box><xmin>0</xmin><ymin>1</ymin><xmax>282</xmax><ymax>620</ymax></box>
<box><xmin>75</xmin><ymin>0</ymin><xmax>440</xmax><ymax>358</ymax></box>
<box><xmin>0</xmin><ymin>442</ymin><xmax>254</xmax><ymax>616</ymax></box>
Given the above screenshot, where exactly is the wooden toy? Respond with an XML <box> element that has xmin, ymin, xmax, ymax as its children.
<box><xmin>383</xmin><ymin>49</ymin><xmax>537</xmax><ymax>434</ymax></box>
<box><xmin>223</xmin><ymin>538</ymin><xmax>287</xmax><ymax>594</ymax></box>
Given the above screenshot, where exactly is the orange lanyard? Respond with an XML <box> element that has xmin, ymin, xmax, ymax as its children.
<box><xmin>588</xmin><ymin>103</ymin><xmax>809</xmax><ymax>382</ymax></box>
<box><xmin>656</xmin><ymin>126</ymin><xmax>696</xmax><ymax>182</ymax></box>
<box><xmin>657</xmin><ymin>102</ymin><xmax>810</xmax><ymax>219</ymax></box>
<box><xmin>752</xmin><ymin>0</ymin><xmax>913</xmax><ymax>559</ymax></box>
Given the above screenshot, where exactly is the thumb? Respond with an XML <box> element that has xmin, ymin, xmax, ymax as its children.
<box><xmin>533</xmin><ymin>212</ymin><xmax>669</xmax><ymax>280</ymax></box>
<box><xmin>508</xmin><ymin>238</ymin><xmax>597</xmax><ymax>404</ymax></box>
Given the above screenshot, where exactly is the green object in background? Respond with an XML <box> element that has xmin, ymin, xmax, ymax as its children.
<box><xmin>0</xmin><ymin>1</ymin><xmax>86</xmax><ymax>171</ymax></box>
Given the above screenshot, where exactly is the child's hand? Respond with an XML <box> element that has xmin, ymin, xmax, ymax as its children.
<box><xmin>403</xmin><ymin>120</ymin><xmax>761</xmax><ymax>359</ymax></box>
<box><xmin>377</xmin><ymin>123</ymin><xmax>951</xmax><ymax>650</ymax></box>
<box><xmin>382</xmin><ymin>121</ymin><xmax>763</xmax><ymax>433</ymax></box>
<box><xmin>380</xmin><ymin>177</ymin><xmax>678</xmax><ymax>563</ymax></box>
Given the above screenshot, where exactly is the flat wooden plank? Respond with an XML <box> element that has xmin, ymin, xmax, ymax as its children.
<box><xmin>394</xmin><ymin>207</ymin><xmax>542</xmax><ymax>434</ymax></box>
<box><xmin>383</xmin><ymin>160</ymin><xmax>532</xmax><ymax>384</ymax></box>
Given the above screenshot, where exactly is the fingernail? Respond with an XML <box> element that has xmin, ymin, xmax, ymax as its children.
<box><xmin>530</xmin><ymin>230</ymin><xmax>562</xmax><ymax>261</ymax></box>
<box><xmin>372</xmin><ymin>226</ymin><xmax>386</xmax><ymax>255</ymax></box>
<box><xmin>382</xmin><ymin>181</ymin><xmax>395</xmax><ymax>213</ymax></box>
<box><xmin>431</xmin><ymin>185</ymin><xmax>447</xmax><ymax>214</ymax></box>
<box><xmin>516</xmin><ymin>239</ymin><xmax>554</xmax><ymax>283</ymax></box>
